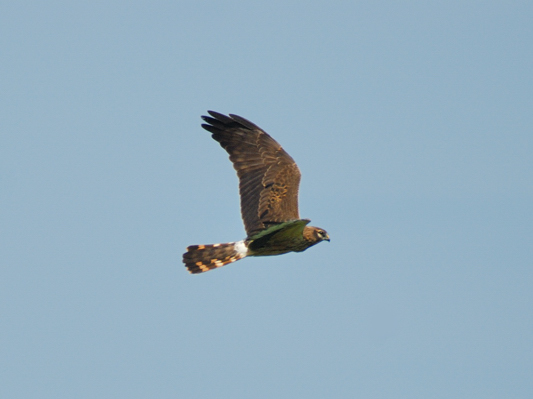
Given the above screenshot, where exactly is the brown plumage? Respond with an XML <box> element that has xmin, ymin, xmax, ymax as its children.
<box><xmin>183</xmin><ymin>111</ymin><xmax>329</xmax><ymax>274</ymax></box>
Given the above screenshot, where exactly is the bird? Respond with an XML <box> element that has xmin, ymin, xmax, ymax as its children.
<box><xmin>183</xmin><ymin>111</ymin><xmax>329</xmax><ymax>274</ymax></box>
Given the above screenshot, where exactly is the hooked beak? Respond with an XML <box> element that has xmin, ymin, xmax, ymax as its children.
<box><xmin>324</xmin><ymin>234</ymin><xmax>330</xmax><ymax>242</ymax></box>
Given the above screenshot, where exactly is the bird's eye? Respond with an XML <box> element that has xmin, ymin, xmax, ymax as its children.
<box><xmin>318</xmin><ymin>230</ymin><xmax>324</xmax><ymax>237</ymax></box>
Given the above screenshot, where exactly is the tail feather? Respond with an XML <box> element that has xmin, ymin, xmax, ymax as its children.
<box><xmin>183</xmin><ymin>241</ymin><xmax>248</xmax><ymax>274</ymax></box>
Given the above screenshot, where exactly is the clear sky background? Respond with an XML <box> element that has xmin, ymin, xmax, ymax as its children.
<box><xmin>1</xmin><ymin>2</ymin><xmax>532</xmax><ymax>398</ymax></box>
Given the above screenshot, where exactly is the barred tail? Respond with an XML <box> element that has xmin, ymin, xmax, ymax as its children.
<box><xmin>183</xmin><ymin>240</ymin><xmax>248</xmax><ymax>274</ymax></box>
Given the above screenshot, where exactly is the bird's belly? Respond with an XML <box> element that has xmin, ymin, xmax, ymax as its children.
<box><xmin>247</xmin><ymin>236</ymin><xmax>309</xmax><ymax>257</ymax></box>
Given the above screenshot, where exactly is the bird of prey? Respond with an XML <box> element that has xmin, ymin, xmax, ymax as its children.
<box><xmin>183</xmin><ymin>111</ymin><xmax>329</xmax><ymax>274</ymax></box>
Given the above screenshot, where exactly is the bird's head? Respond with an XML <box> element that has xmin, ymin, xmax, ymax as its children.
<box><xmin>315</xmin><ymin>228</ymin><xmax>330</xmax><ymax>242</ymax></box>
<box><xmin>304</xmin><ymin>226</ymin><xmax>330</xmax><ymax>244</ymax></box>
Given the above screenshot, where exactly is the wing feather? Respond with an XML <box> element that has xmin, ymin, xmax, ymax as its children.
<box><xmin>202</xmin><ymin>111</ymin><xmax>301</xmax><ymax>237</ymax></box>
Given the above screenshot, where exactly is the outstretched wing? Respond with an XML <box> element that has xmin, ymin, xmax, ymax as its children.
<box><xmin>201</xmin><ymin>111</ymin><xmax>301</xmax><ymax>237</ymax></box>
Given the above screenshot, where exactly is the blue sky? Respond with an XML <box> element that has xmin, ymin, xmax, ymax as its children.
<box><xmin>1</xmin><ymin>2</ymin><xmax>532</xmax><ymax>398</ymax></box>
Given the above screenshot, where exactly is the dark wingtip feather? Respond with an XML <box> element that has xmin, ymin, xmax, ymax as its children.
<box><xmin>202</xmin><ymin>111</ymin><xmax>261</xmax><ymax>132</ymax></box>
<box><xmin>201</xmin><ymin>123</ymin><xmax>218</xmax><ymax>134</ymax></box>
<box><xmin>228</xmin><ymin>114</ymin><xmax>261</xmax><ymax>131</ymax></box>
<box><xmin>206</xmin><ymin>110</ymin><xmax>233</xmax><ymax>123</ymax></box>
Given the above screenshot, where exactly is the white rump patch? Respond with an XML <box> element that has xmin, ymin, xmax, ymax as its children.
<box><xmin>234</xmin><ymin>240</ymin><xmax>248</xmax><ymax>257</ymax></box>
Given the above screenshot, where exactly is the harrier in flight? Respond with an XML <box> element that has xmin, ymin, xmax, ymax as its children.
<box><xmin>183</xmin><ymin>111</ymin><xmax>329</xmax><ymax>274</ymax></box>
